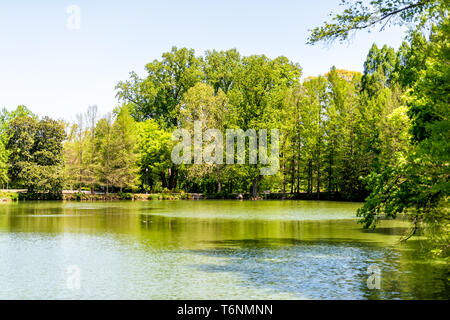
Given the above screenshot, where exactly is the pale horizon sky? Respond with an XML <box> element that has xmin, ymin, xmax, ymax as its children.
<box><xmin>0</xmin><ymin>0</ymin><xmax>408</xmax><ymax>122</ymax></box>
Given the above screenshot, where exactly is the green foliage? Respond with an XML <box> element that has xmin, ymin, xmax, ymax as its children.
<box><xmin>362</xmin><ymin>44</ymin><xmax>398</xmax><ymax>92</ymax></box>
<box><xmin>178</xmin><ymin>83</ymin><xmax>229</xmax><ymax>192</ymax></box>
<box><xmin>0</xmin><ymin>191</ymin><xmax>19</xmax><ymax>201</ymax></box>
<box><xmin>204</xmin><ymin>49</ymin><xmax>241</xmax><ymax>93</ymax></box>
<box><xmin>112</xmin><ymin>104</ymin><xmax>139</xmax><ymax>191</ymax></box>
<box><xmin>0</xmin><ymin>105</ymin><xmax>37</xmax><ymax>139</ymax></box>
<box><xmin>0</xmin><ymin>106</ymin><xmax>39</xmax><ymax>187</ymax></box>
<box><xmin>116</xmin><ymin>46</ymin><xmax>203</xmax><ymax>125</ymax></box>
<box><xmin>308</xmin><ymin>0</ymin><xmax>445</xmax><ymax>44</ymax></box>
<box><xmin>313</xmin><ymin>3</ymin><xmax>450</xmax><ymax>256</ymax></box>
<box><xmin>94</xmin><ymin>114</ymin><xmax>117</xmax><ymax>193</ymax></box>
<box><xmin>0</xmin><ymin>141</ymin><xmax>8</xmax><ymax>185</ymax></box>
<box><xmin>136</xmin><ymin>119</ymin><xmax>174</xmax><ymax>191</ymax></box>
<box><xmin>1</xmin><ymin>9</ymin><xmax>447</xmax><ymax>257</ymax></box>
<box><xmin>395</xmin><ymin>31</ymin><xmax>432</xmax><ymax>88</ymax></box>
<box><xmin>118</xmin><ymin>192</ymin><xmax>133</xmax><ymax>200</ymax></box>
<box><xmin>5</xmin><ymin>115</ymin><xmax>66</xmax><ymax>198</ymax></box>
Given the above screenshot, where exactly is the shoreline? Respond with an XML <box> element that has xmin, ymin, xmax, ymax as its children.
<box><xmin>1</xmin><ymin>191</ymin><xmax>365</xmax><ymax>202</ymax></box>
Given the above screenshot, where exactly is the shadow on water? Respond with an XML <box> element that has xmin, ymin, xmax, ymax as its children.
<box><xmin>361</xmin><ymin>227</ymin><xmax>411</xmax><ymax>236</ymax></box>
<box><xmin>185</xmin><ymin>238</ymin><xmax>449</xmax><ymax>300</ymax></box>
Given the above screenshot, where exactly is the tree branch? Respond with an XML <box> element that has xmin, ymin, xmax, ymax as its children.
<box><xmin>353</xmin><ymin>1</ymin><xmax>432</xmax><ymax>32</ymax></box>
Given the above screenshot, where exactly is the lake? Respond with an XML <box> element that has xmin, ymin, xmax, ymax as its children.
<box><xmin>0</xmin><ymin>200</ymin><xmax>448</xmax><ymax>299</ymax></box>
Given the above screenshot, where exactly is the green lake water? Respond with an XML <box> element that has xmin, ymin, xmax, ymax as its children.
<box><xmin>0</xmin><ymin>200</ymin><xmax>448</xmax><ymax>299</ymax></box>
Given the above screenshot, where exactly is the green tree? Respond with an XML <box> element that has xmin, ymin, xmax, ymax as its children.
<box><xmin>178</xmin><ymin>82</ymin><xmax>229</xmax><ymax>192</ymax></box>
<box><xmin>325</xmin><ymin>68</ymin><xmax>363</xmax><ymax>196</ymax></box>
<box><xmin>308</xmin><ymin>0</ymin><xmax>445</xmax><ymax>44</ymax></box>
<box><xmin>112</xmin><ymin>104</ymin><xmax>138</xmax><ymax>192</ymax></box>
<box><xmin>136</xmin><ymin>119</ymin><xmax>174</xmax><ymax>191</ymax></box>
<box><xmin>95</xmin><ymin>114</ymin><xmax>116</xmax><ymax>194</ymax></box>
<box><xmin>312</xmin><ymin>1</ymin><xmax>450</xmax><ymax>256</ymax></box>
<box><xmin>6</xmin><ymin>116</ymin><xmax>66</xmax><ymax>198</ymax></box>
<box><xmin>228</xmin><ymin>55</ymin><xmax>302</xmax><ymax>197</ymax></box>
<box><xmin>362</xmin><ymin>44</ymin><xmax>398</xmax><ymax>93</ymax></box>
<box><xmin>301</xmin><ymin>76</ymin><xmax>328</xmax><ymax>199</ymax></box>
<box><xmin>395</xmin><ymin>31</ymin><xmax>432</xmax><ymax>88</ymax></box>
<box><xmin>0</xmin><ymin>141</ymin><xmax>8</xmax><ymax>186</ymax></box>
<box><xmin>116</xmin><ymin>46</ymin><xmax>203</xmax><ymax>125</ymax></box>
<box><xmin>85</xmin><ymin>105</ymin><xmax>99</xmax><ymax>193</ymax></box>
<box><xmin>204</xmin><ymin>49</ymin><xmax>241</xmax><ymax>94</ymax></box>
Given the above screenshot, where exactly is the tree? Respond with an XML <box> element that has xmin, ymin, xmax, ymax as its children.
<box><xmin>63</xmin><ymin>105</ymin><xmax>102</xmax><ymax>192</ymax></box>
<box><xmin>325</xmin><ymin>68</ymin><xmax>363</xmax><ymax>196</ymax></box>
<box><xmin>395</xmin><ymin>31</ymin><xmax>432</xmax><ymax>88</ymax></box>
<box><xmin>0</xmin><ymin>141</ymin><xmax>8</xmax><ymax>186</ymax></box>
<box><xmin>178</xmin><ymin>82</ymin><xmax>229</xmax><ymax>192</ymax></box>
<box><xmin>136</xmin><ymin>119</ymin><xmax>174</xmax><ymax>191</ymax></box>
<box><xmin>300</xmin><ymin>76</ymin><xmax>328</xmax><ymax>199</ymax></box>
<box><xmin>6</xmin><ymin>116</ymin><xmax>66</xmax><ymax>198</ymax></box>
<box><xmin>85</xmin><ymin>105</ymin><xmax>99</xmax><ymax>193</ymax></box>
<box><xmin>0</xmin><ymin>105</ymin><xmax>36</xmax><ymax>134</ymax></box>
<box><xmin>204</xmin><ymin>49</ymin><xmax>241</xmax><ymax>94</ymax></box>
<box><xmin>64</xmin><ymin>122</ymin><xmax>82</xmax><ymax>191</ymax></box>
<box><xmin>112</xmin><ymin>104</ymin><xmax>138</xmax><ymax>192</ymax></box>
<box><xmin>95</xmin><ymin>114</ymin><xmax>116</xmax><ymax>194</ymax></box>
<box><xmin>68</xmin><ymin>112</ymin><xmax>89</xmax><ymax>191</ymax></box>
<box><xmin>228</xmin><ymin>55</ymin><xmax>302</xmax><ymax>197</ymax></box>
<box><xmin>311</xmin><ymin>1</ymin><xmax>450</xmax><ymax>256</ymax></box>
<box><xmin>116</xmin><ymin>46</ymin><xmax>204</xmax><ymax>125</ymax></box>
<box><xmin>6</xmin><ymin>116</ymin><xmax>36</xmax><ymax>186</ymax></box>
<box><xmin>362</xmin><ymin>44</ymin><xmax>398</xmax><ymax>93</ymax></box>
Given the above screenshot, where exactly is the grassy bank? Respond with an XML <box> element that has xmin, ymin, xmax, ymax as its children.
<box><xmin>205</xmin><ymin>192</ymin><xmax>365</xmax><ymax>201</ymax></box>
<box><xmin>62</xmin><ymin>191</ymin><xmax>196</xmax><ymax>201</ymax></box>
<box><xmin>59</xmin><ymin>191</ymin><xmax>363</xmax><ymax>202</ymax></box>
<box><xmin>0</xmin><ymin>190</ymin><xmax>365</xmax><ymax>202</ymax></box>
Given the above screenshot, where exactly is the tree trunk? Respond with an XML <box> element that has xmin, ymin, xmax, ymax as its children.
<box><xmin>328</xmin><ymin>146</ymin><xmax>334</xmax><ymax>192</ymax></box>
<box><xmin>251</xmin><ymin>176</ymin><xmax>258</xmax><ymax>199</ymax></box>
<box><xmin>290</xmin><ymin>159</ymin><xmax>295</xmax><ymax>194</ymax></box>
<box><xmin>317</xmin><ymin>152</ymin><xmax>321</xmax><ymax>200</ymax></box>
<box><xmin>160</xmin><ymin>172</ymin><xmax>167</xmax><ymax>189</ymax></box>
<box><xmin>317</xmin><ymin>141</ymin><xmax>321</xmax><ymax>200</ymax></box>
<box><xmin>307</xmin><ymin>159</ymin><xmax>312</xmax><ymax>195</ymax></box>
<box><xmin>282</xmin><ymin>155</ymin><xmax>286</xmax><ymax>195</ymax></box>
<box><xmin>168</xmin><ymin>166</ymin><xmax>178</xmax><ymax>190</ymax></box>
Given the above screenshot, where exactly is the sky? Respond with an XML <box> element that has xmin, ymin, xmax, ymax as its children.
<box><xmin>0</xmin><ymin>0</ymin><xmax>408</xmax><ymax>122</ymax></box>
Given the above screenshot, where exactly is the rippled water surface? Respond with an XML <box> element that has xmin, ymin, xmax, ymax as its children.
<box><xmin>0</xmin><ymin>200</ymin><xmax>448</xmax><ymax>299</ymax></box>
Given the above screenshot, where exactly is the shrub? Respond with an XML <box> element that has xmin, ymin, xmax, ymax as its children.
<box><xmin>118</xmin><ymin>192</ymin><xmax>133</xmax><ymax>200</ymax></box>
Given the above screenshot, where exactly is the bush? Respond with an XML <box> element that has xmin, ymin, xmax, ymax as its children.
<box><xmin>75</xmin><ymin>192</ymin><xmax>83</xmax><ymax>201</ymax></box>
<box><xmin>118</xmin><ymin>192</ymin><xmax>133</xmax><ymax>200</ymax></box>
<box><xmin>0</xmin><ymin>192</ymin><xmax>19</xmax><ymax>202</ymax></box>
<box><xmin>20</xmin><ymin>191</ymin><xmax>63</xmax><ymax>201</ymax></box>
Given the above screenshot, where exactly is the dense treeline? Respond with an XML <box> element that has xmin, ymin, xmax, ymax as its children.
<box><xmin>112</xmin><ymin>45</ymin><xmax>406</xmax><ymax>201</ymax></box>
<box><xmin>0</xmin><ymin>39</ymin><xmax>435</xmax><ymax>199</ymax></box>
<box><xmin>0</xmin><ymin>0</ymin><xmax>447</xmax><ymax>255</ymax></box>
<box><xmin>309</xmin><ymin>0</ymin><xmax>449</xmax><ymax>257</ymax></box>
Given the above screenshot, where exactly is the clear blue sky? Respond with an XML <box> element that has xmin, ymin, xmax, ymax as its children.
<box><xmin>0</xmin><ymin>0</ymin><xmax>407</xmax><ymax>122</ymax></box>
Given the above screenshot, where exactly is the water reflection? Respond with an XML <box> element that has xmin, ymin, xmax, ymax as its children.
<box><xmin>0</xmin><ymin>201</ymin><xmax>448</xmax><ymax>299</ymax></box>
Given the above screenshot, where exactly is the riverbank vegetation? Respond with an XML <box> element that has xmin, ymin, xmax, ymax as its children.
<box><xmin>309</xmin><ymin>0</ymin><xmax>449</xmax><ymax>258</ymax></box>
<box><xmin>0</xmin><ymin>191</ymin><xmax>19</xmax><ymax>202</ymax></box>
<box><xmin>0</xmin><ymin>1</ymin><xmax>447</xmax><ymax>256</ymax></box>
